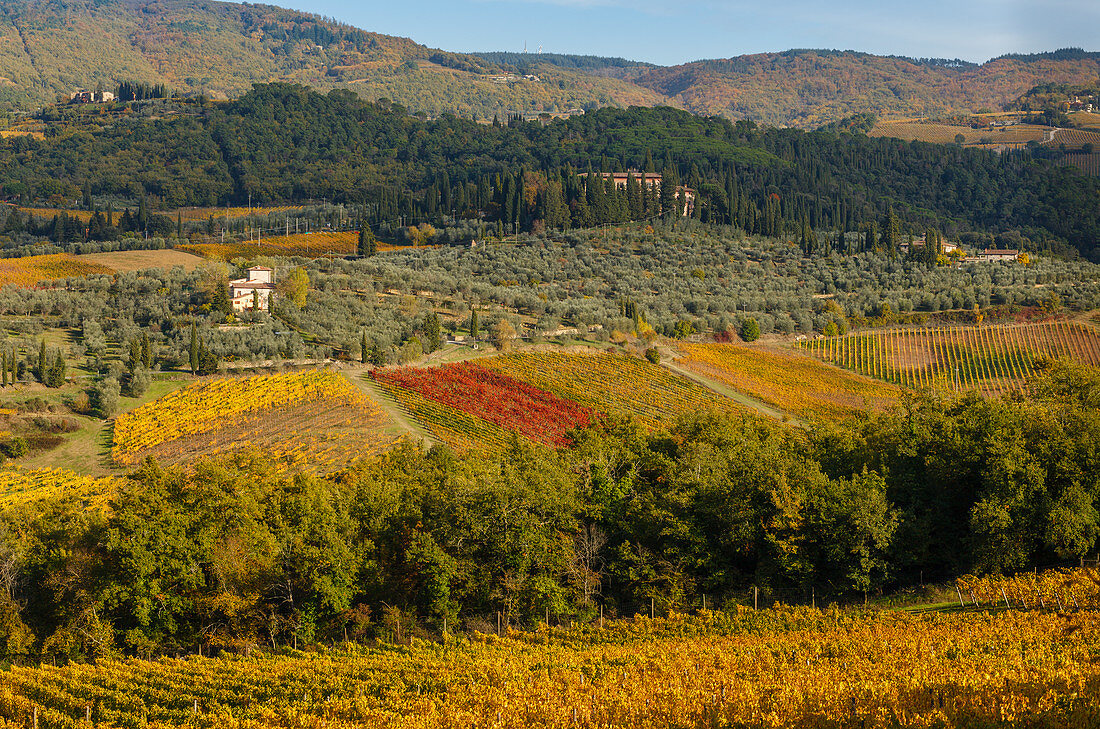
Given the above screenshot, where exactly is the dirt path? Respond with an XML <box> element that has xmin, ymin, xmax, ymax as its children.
<box><xmin>340</xmin><ymin>367</ymin><xmax>437</xmax><ymax>447</ymax></box>
<box><xmin>661</xmin><ymin>359</ymin><xmax>799</xmax><ymax>425</ymax></box>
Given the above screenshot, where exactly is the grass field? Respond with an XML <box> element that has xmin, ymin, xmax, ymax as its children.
<box><xmin>678</xmin><ymin>342</ymin><xmax>899</xmax><ymax>419</ymax></box>
<box><xmin>113</xmin><ymin>370</ymin><xmax>398</xmax><ymax>473</ymax></box>
<box><xmin>2</xmin><ymin>580</ymin><xmax>1099</xmax><ymax>728</ymax></box>
<box><xmin>78</xmin><ymin>249</ymin><xmax>206</xmax><ymax>273</ymax></box>
<box><xmin>482</xmin><ymin>351</ymin><xmax>743</xmax><ymax>429</ymax></box>
<box><xmin>0</xmin><ymin>253</ymin><xmax>114</xmax><ymax>288</ymax></box>
<box><xmin>799</xmin><ymin>321</ymin><xmax>1100</xmax><ymax>392</ymax></box>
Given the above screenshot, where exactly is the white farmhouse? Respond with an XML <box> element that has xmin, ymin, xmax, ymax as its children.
<box><xmin>229</xmin><ymin>266</ymin><xmax>275</xmax><ymax>313</ymax></box>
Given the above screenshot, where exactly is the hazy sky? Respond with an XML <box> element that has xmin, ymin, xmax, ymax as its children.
<box><xmin>280</xmin><ymin>0</ymin><xmax>1098</xmax><ymax>66</ymax></box>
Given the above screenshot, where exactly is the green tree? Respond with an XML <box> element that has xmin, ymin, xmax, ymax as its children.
<box><xmin>424</xmin><ymin>313</ymin><xmax>442</xmax><ymax>353</ymax></box>
<box><xmin>358</xmin><ymin>223</ymin><xmax>377</xmax><ymax>257</ymax></box>
<box><xmin>740</xmin><ymin>318</ymin><xmax>760</xmax><ymax>342</ymax></box>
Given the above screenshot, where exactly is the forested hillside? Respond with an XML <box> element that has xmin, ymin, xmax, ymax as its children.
<box><xmin>3</xmin><ymin>84</ymin><xmax>1099</xmax><ymax>258</ymax></box>
<box><xmin>0</xmin><ymin>0</ymin><xmax>664</xmax><ymax>117</ymax></box>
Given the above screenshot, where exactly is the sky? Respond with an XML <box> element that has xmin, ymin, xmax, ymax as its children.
<box><xmin>279</xmin><ymin>0</ymin><xmax>1099</xmax><ymax>66</ymax></box>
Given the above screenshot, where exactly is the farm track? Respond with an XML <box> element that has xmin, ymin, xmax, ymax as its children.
<box><xmin>345</xmin><ymin>368</ymin><xmax>437</xmax><ymax>447</ymax></box>
<box><xmin>661</xmin><ymin>359</ymin><xmax>794</xmax><ymax>423</ymax></box>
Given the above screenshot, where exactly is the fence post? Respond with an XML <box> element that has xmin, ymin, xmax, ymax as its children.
<box><xmin>754</xmin><ymin>586</ymin><xmax>758</xmax><ymax>611</ymax></box>
<box><xmin>1001</xmin><ymin>586</ymin><xmax>1011</xmax><ymax>609</ymax></box>
<box><xmin>955</xmin><ymin>583</ymin><xmax>965</xmax><ymax>608</ymax></box>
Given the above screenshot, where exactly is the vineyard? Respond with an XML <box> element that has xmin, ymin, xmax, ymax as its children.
<box><xmin>178</xmin><ymin>233</ymin><xmax>407</xmax><ymax>260</ymax></box>
<box><xmin>678</xmin><ymin>343</ymin><xmax>898</xmax><ymax>419</ymax></box>
<box><xmin>1063</xmin><ymin>152</ymin><xmax>1100</xmax><ymax>177</ymax></box>
<box><xmin>482</xmin><ymin>352</ymin><xmax>742</xmax><ymax>429</ymax></box>
<box><xmin>0</xmin><ymin>467</ymin><xmax>116</xmax><ymax>510</ymax></box>
<box><xmin>798</xmin><ymin>321</ymin><xmax>1100</xmax><ymax>391</ymax></box>
<box><xmin>371</xmin><ymin>362</ymin><xmax>593</xmax><ymax>448</ymax></box>
<box><xmin>113</xmin><ymin>370</ymin><xmax>397</xmax><ymax>472</ymax></box>
<box><xmin>176</xmin><ymin>206</ymin><xmax>306</xmax><ymax>222</ymax></box>
<box><xmin>15</xmin><ymin>208</ymin><xmax>117</xmax><ymax>225</ymax></box>
<box><xmin>1048</xmin><ymin>128</ymin><xmax>1100</xmax><ymax>150</ymax></box>
<box><xmin>957</xmin><ymin>568</ymin><xmax>1100</xmax><ymax>610</ymax></box>
<box><xmin>0</xmin><ymin>254</ymin><xmax>113</xmax><ymax>288</ymax></box>
<box><xmin>870</xmin><ymin>121</ymin><xmax>1053</xmax><ymax>146</ymax></box>
<box><xmin>3</xmin><ymin>577</ymin><xmax>1100</xmax><ymax>728</ymax></box>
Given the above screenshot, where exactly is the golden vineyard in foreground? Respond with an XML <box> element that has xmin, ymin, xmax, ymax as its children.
<box><xmin>2</xmin><ymin>576</ymin><xmax>1099</xmax><ymax>728</ymax></box>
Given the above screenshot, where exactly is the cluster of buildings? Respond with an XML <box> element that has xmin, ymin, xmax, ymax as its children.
<box><xmin>229</xmin><ymin>266</ymin><xmax>275</xmax><ymax>313</ymax></box>
<box><xmin>581</xmin><ymin>170</ymin><xmax>697</xmax><ymax>216</ymax></box>
<box><xmin>900</xmin><ymin>236</ymin><xmax>1021</xmax><ymax>264</ymax></box>
<box><xmin>68</xmin><ymin>89</ymin><xmax>115</xmax><ymax>104</ymax></box>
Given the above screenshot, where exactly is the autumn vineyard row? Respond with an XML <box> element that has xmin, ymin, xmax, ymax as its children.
<box><xmin>798</xmin><ymin>321</ymin><xmax>1100</xmax><ymax>391</ymax></box>
<box><xmin>112</xmin><ymin>370</ymin><xmax>393</xmax><ymax>470</ymax></box>
<box><xmin>2</xmin><ymin>570</ymin><xmax>1099</xmax><ymax>728</ymax></box>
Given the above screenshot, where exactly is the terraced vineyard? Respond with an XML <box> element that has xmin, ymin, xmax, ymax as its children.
<box><xmin>0</xmin><ymin>253</ymin><xmax>113</xmax><ymax>288</ymax></box>
<box><xmin>113</xmin><ymin>370</ymin><xmax>397</xmax><ymax>473</ymax></box>
<box><xmin>678</xmin><ymin>343</ymin><xmax>898</xmax><ymax>419</ymax></box>
<box><xmin>483</xmin><ymin>351</ymin><xmax>742</xmax><ymax>429</ymax></box>
<box><xmin>0</xmin><ymin>467</ymin><xmax>117</xmax><ymax>510</ymax></box>
<box><xmin>3</xmin><ymin>588</ymin><xmax>1100</xmax><ymax>728</ymax></box>
<box><xmin>799</xmin><ymin>321</ymin><xmax>1100</xmax><ymax>391</ymax></box>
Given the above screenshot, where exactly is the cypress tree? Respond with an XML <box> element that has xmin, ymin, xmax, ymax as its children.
<box><xmin>37</xmin><ymin>340</ymin><xmax>46</xmax><ymax>383</ymax></box>
<box><xmin>189</xmin><ymin>323</ymin><xmax>199</xmax><ymax>375</ymax></box>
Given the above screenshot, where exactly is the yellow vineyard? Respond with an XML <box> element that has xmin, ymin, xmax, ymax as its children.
<box><xmin>678</xmin><ymin>342</ymin><xmax>899</xmax><ymax>419</ymax></box>
<box><xmin>112</xmin><ymin>370</ymin><xmax>397</xmax><ymax>472</ymax></box>
<box><xmin>0</xmin><ymin>467</ymin><xmax>117</xmax><ymax>510</ymax></box>
<box><xmin>0</xmin><ymin>254</ymin><xmax>114</xmax><ymax>288</ymax></box>
<box><xmin>482</xmin><ymin>351</ymin><xmax>742</xmax><ymax>429</ymax></box>
<box><xmin>2</xmin><ymin>590</ymin><xmax>1099</xmax><ymax>728</ymax></box>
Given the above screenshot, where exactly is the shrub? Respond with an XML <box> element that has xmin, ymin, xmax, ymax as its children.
<box><xmin>644</xmin><ymin>348</ymin><xmax>660</xmax><ymax>364</ymax></box>
<box><xmin>0</xmin><ymin>436</ymin><xmax>28</xmax><ymax>458</ymax></box>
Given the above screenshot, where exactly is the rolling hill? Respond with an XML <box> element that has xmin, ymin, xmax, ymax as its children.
<box><xmin>612</xmin><ymin>49</ymin><xmax>1100</xmax><ymax>128</ymax></box>
<box><xmin>0</xmin><ymin>0</ymin><xmax>666</xmax><ymax>118</ymax></box>
<box><xmin>0</xmin><ymin>1</ymin><xmax>1097</xmax><ymax>127</ymax></box>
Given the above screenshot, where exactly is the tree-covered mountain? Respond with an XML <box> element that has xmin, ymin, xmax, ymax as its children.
<box><xmin>611</xmin><ymin>49</ymin><xmax>1100</xmax><ymax>127</ymax></box>
<box><xmin>0</xmin><ymin>0</ymin><xmax>666</xmax><ymax>118</ymax></box>
<box><xmin>0</xmin><ymin>1</ymin><xmax>1098</xmax><ymax>127</ymax></box>
<box><xmin>3</xmin><ymin>84</ymin><xmax>1099</xmax><ymax>258</ymax></box>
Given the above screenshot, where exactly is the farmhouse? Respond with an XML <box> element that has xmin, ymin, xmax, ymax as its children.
<box><xmin>978</xmin><ymin>249</ymin><xmax>1020</xmax><ymax>262</ymax></box>
<box><xmin>899</xmin><ymin>236</ymin><xmax>960</xmax><ymax>255</ymax></box>
<box><xmin>229</xmin><ymin>266</ymin><xmax>275</xmax><ymax>313</ymax></box>
<box><xmin>959</xmin><ymin>249</ymin><xmax>1021</xmax><ymax>265</ymax></box>
<box><xmin>69</xmin><ymin>89</ymin><xmax>115</xmax><ymax>104</ymax></box>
